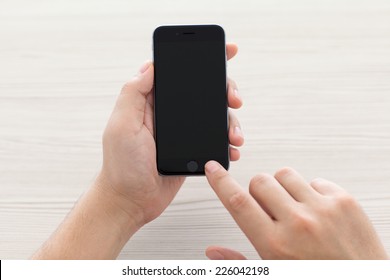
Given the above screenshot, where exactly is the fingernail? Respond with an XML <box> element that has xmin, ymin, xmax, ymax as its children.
<box><xmin>139</xmin><ymin>61</ymin><xmax>151</xmax><ymax>74</ymax></box>
<box><xmin>234</xmin><ymin>89</ymin><xmax>241</xmax><ymax>101</ymax></box>
<box><xmin>207</xmin><ymin>250</ymin><xmax>225</xmax><ymax>260</ymax></box>
<box><xmin>234</xmin><ymin>126</ymin><xmax>243</xmax><ymax>138</ymax></box>
<box><xmin>205</xmin><ymin>161</ymin><xmax>220</xmax><ymax>173</ymax></box>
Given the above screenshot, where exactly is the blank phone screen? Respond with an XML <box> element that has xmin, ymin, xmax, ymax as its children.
<box><xmin>154</xmin><ymin>26</ymin><xmax>228</xmax><ymax>174</ymax></box>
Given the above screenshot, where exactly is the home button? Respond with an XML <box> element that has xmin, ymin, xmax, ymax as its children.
<box><xmin>187</xmin><ymin>160</ymin><xmax>198</xmax><ymax>172</ymax></box>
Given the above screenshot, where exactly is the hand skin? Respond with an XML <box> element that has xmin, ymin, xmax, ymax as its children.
<box><xmin>31</xmin><ymin>44</ymin><xmax>243</xmax><ymax>259</ymax></box>
<box><xmin>204</xmin><ymin>161</ymin><xmax>388</xmax><ymax>260</ymax></box>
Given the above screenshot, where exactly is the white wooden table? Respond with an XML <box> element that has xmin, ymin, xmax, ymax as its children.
<box><xmin>1</xmin><ymin>0</ymin><xmax>389</xmax><ymax>259</ymax></box>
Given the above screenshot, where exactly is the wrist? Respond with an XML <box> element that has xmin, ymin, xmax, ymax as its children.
<box><xmin>92</xmin><ymin>172</ymin><xmax>146</xmax><ymax>242</ymax></box>
<box><xmin>31</xmin><ymin>173</ymin><xmax>145</xmax><ymax>259</ymax></box>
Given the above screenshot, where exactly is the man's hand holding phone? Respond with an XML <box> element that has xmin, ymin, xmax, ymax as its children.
<box><xmin>97</xmin><ymin>43</ymin><xmax>242</xmax><ymax>235</ymax></box>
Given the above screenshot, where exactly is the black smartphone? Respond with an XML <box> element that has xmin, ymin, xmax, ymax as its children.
<box><xmin>153</xmin><ymin>24</ymin><xmax>229</xmax><ymax>175</ymax></box>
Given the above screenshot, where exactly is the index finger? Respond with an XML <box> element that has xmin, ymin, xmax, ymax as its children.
<box><xmin>205</xmin><ymin>161</ymin><xmax>274</xmax><ymax>248</ymax></box>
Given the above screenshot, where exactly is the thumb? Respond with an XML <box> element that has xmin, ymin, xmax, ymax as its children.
<box><xmin>206</xmin><ymin>246</ymin><xmax>247</xmax><ymax>260</ymax></box>
<box><xmin>114</xmin><ymin>61</ymin><xmax>154</xmax><ymax>128</ymax></box>
<box><xmin>121</xmin><ymin>60</ymin><xmax>154</xmax><ymax>97</ymax></box>
<box><xmin>133</xmin><ymin>60</ymin><xmax>154</xmax><ymax>96</ymax></box>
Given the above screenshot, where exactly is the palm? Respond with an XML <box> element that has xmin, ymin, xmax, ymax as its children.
<box><xmin>122</xmin><ymin>92</ymin><xmax>185</xmax><ymax>222</ymax></box>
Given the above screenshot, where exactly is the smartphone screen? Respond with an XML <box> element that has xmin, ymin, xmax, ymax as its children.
<box><xmin>153</xmin><ymin>25</ymin><xmax>229</xmax><ymax>175</ymax></box>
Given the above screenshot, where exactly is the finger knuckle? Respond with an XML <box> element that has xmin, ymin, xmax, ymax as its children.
<box><xmin>121</xmin><ymin>79</ymin><xmax>137</xmax><ymax>93</ymax></box>
<box><xmin>313</xmin><ymin>199</ymin><xmax>333</xmax><ymax>216</ymax></box>
<box><xmin>334</xmin><ymin>193</ymin><xmax>359</xmax><ymax>210</ymax></box>
<box><xmin>289</xmin><ymin>211</ymin><xmax>318</xmax><ymax>235</ymax></box>
<box><xmin>229</xmin><ymin>191</ymin><xmax>250</xmax><ymax>212</ymax></box>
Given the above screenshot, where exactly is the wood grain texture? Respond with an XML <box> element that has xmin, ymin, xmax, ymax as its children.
<box><xmin>0</xmin><ymin>0</ymin><xmax>389</xmax><ymax>259</ymax></box>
